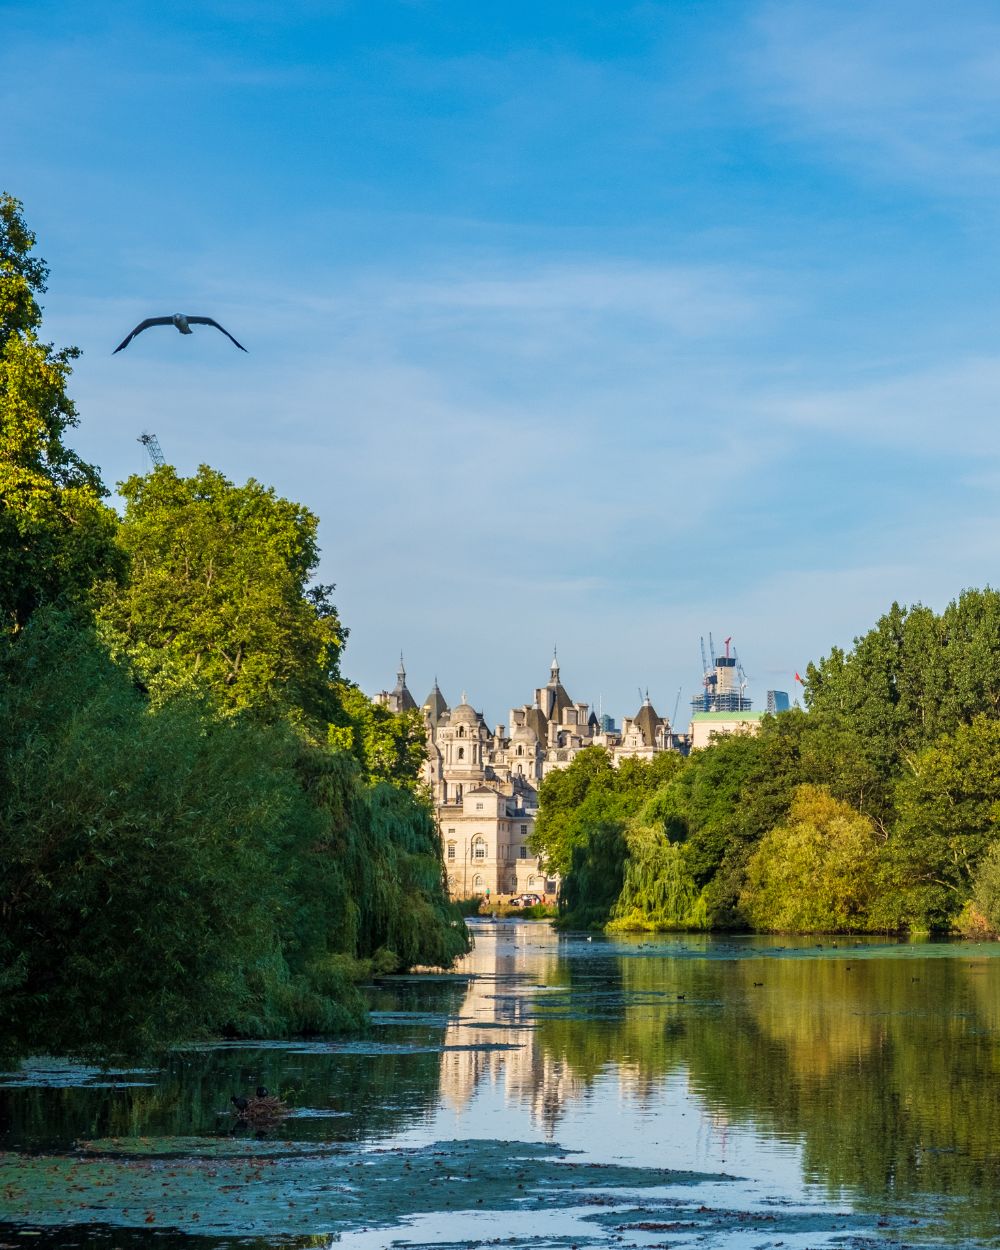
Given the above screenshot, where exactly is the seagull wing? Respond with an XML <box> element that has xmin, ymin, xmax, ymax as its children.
<box><xmin>186</xmin><ymin>316</ymin><xmax>248</xmax><ymax>352</ymax></box>
<box><xmin>112</xmin><ymin>316</ymin><xmax>174</xmax><ymax>354</ymax></box>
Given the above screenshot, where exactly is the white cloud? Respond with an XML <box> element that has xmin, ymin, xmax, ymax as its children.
<box><xmin>761</xmin><ymin>355</ymin><xmax>1000</xmax><ymax>454</ymax></box>
<box><xmin>749</xmin><ymin>1</ymin><xmax>1000</xmax><ymax>191</ymax></box>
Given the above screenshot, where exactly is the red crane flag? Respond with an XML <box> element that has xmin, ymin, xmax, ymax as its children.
<box><xmin>794</xmin><ymin>672</ymin><xmax>803</xmax><ymax>684</ymax></box>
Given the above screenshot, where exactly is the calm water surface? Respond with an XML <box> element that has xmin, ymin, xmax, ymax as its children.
<box><xmin>2</xmin><ymin>920</ymin><xmax>1000</xmax><ymax>1248</ymax></box>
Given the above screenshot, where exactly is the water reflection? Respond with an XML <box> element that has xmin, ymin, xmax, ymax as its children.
<box><xmin>3</xmin><ymin>921</ymin><xmax>1000</xmax><ymax>1246</ymax></box>
<box><xmin>446</xmin><ymin>923</ymin><xmax>1000</xmax><ymax>1233</ymax></box>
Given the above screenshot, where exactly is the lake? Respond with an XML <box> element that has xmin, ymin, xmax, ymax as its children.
<box><xmin>2</xmin><ymin>919</ymin><xmax>999</xmax><ymax>1248</ymax></box>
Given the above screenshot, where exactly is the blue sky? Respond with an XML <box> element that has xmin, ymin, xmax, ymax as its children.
<box><xmin>5</xmin><ymin>0</ymin><xmax>1000</xmax><ymax>725</ymax></box>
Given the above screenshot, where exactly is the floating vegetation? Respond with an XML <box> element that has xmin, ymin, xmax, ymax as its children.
<box><xmin>0</xmin><ymin>1137</ymin><xmax>720</xmax><ymax>1240</ymax></box>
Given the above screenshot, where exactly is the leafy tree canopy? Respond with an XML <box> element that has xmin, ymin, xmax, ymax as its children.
<box><xmin>888</xmin><ymin>714</ymin><xmax>1000</xmax><ymax>929</ymax></box>
<box><xmin>806</xmin><ymin>589</ymin><xmax>1000</xmax><ymax>765</ymax></box>
<box><xmin>739</xmin><ymin>784</ymin><xmax>882</xmax><ymax>933</ymax></box>
<box><xmin>0</xmin><ymin>193</ymin><xmax>120</xmax><ymax>631</ymax></box>
<box><xmin>331</xmin><ymin>682</ymin><xmax>427</xmax><ymax>789</ymax></box>
<box><xmin>100</xmin><ymin>464</ymin><xmax>346</xmax><ymax>723</ymax></box>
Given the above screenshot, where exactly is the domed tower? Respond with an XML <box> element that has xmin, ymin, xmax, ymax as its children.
<box><xmin>437</xmin><ymin>692</ymin><xmax>489</xmax><ymax>804</ymax></box>
<box><xmin>510</xmin><ymin>719</ymin><xmax>544</xmax><ymax>785</ymax></box>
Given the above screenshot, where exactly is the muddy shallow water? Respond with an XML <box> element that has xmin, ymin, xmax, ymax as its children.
<box><xmin>3</xmin><ymin>921</ymin><xmax>1000</xmax><ymax>1248</ymax></box>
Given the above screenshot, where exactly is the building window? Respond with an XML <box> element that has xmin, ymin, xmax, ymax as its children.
<box><xmin>472</xmin><ymin>874</ymin><xmax>484</xmax><ymax>893</ymax></box>
<box><xmin>447</xmin><ymin>841</ymin><xmax>456</xmax><ymax>861</ymax></box>
<box><xmin>476</xmin><ymin>802</ymin><xmax>483</xmax><ymax>811</ymax></box>
<box><xmin>520</xmin><ymin>824</ymin><xmax>528</xmax><ymax>835</ymax></box>
<box><xmin>516</xmin><ymin>764</ymin><xmax>523</xmax><ymax>775</ymax></box>
<box><xmin>458</xmin><ymin>747</ymin><xmax>465</xmax><ymax>760</ymax></box>
<box><xmin>516</xmin><ymin>745</ymin><xmax>523</xmax><ymax>756</ymax></box>
<box><xmin>519</xmin><ymin>847</ymin><xmax>527</xmax><ymax>859</ymax></box>
<box><xmin>473</xmin><ymin>837</ymin><xmax>486</xmax><ymax>860</ymax></box>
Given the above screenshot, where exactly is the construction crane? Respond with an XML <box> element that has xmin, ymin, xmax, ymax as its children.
<box><xmin>733</xmin><ymin>643</ymin><xmax>750</xmax><ymax>706</ymax></box>
<box><xmin>138</xmin><ymin>432</ymin><xmax>166</xmax><ymax>468</ymax></box>
<box><xmin>696</xmin><ymin>637</ymin><xmax>714</xmax><ymax>712</ymax></box>
<box><xmin>671</xmin><ymin>686</ymin><xmax>682</xmax><ymax>729</ymax></box>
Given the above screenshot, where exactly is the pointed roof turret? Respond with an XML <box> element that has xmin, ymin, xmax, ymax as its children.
<box><xmin>633</xmin><ymin>690</ymin><xmax>663</xmax><ymax>746</ymax></box>
<box><xmin>545</xmin><ymin>648</ymin><xmax>573</xmax><ymax>722</ymax></box>
<box><xmin>390</xmin><ymin>653</ymin><xmax>417</xmax><ymax>712</ymax></box>
<box><xmin>421</xmin><ymin>677</ymin><xmax>449</xmax><ymax>728</ymax></box>
<box><xmin>522</xmin><ymin>700</ymin><xmax>548</xmax><ymax>743</ymax></box>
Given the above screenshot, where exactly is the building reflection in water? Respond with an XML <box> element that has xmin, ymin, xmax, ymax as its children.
<box><xmin>438</xmin><ymin>921</ymin><xmax>585</xmax><ymax>1136</ymax></box>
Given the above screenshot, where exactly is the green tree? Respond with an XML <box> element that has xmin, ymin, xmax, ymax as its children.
<box><xmin>100</xmin><ymin>464</ymin><xmax>345</xmax><ymax>723</ymax></box>
<box><xmin>608</xmin><ymin>822</ymin><xmax>706</xmax><ymax>931</ymax></box>
<box><xmin>0</xmin><ymin>193</ymin><xmax>120</xmax><ymax>631</ymax></box>
<box><xmin>806</xmin><ymin>590</ymin><xmax>1000</xmax><ymax>766</ymax></box>
<box><xmin>739</xmin><ymin>784</ymin><xmax>882</xmax><ymax>932</ymax></box>
<box><xmin>970</xmin><ymin>841</ymin><xmax>1000</xmax><ymax>934</ymax></box>
<box><xmin>888</xmin><ymin>715</ymin><xmax>1000</xmax><ymax>929</ymax></box>
<box><xmin>0</xmin><ymin>612</ymin><xmax>350</xmax><ymax>1060</ymax></box>
<box><xmin>532</xmin><ymin>746</ymin><xmax>617</xmax><ymax>877</ymax></box>
<box><xmin>332</xmin><ymin>682</ymin><xmax>427</xmax><ymax>788</ymax></box>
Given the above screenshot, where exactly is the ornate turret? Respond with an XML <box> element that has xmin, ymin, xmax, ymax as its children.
<box><xmin>390</xmin><ymin>653</ymin><xmax>418</xmax><ymax>712</ymax></box>
<box><xmin>632</xmin><ymin>691</ymin><xmax>663</xmax><ymax>746</ymax></box>
<box><xmin>543</xmin><ymin>647</ymin><xmax>573</xmax><ymax>723</ymax></box>
<box><xmin>422</xmin><ymin>677</ymin><xmax>449</xmax><ymax>729</ymax></box>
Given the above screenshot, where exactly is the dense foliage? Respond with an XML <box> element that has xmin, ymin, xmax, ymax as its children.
<box><xmin>544</xmin><ymin>592</ymin><xmax>1000</xmax><ymax>934</ymax></box>
<box><xmin>0</xmin><ymin>197</ymin><xmax>466</xmax><ymax>1061</ymax></box>
<box><xmin>0</xmin><ymin>194</ymin><xmax>121</xmax><ymax>631</ymax></box>
<box><xmin>99</xmin><ymin>465</ymin><xmax>346</xmax><ymax>724</ymax></box>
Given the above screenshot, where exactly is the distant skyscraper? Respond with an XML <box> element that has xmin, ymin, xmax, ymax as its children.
<box><xmin>766</xmin><ymin>689</ymin><xmax>790</xmax><ymax>714</ymax></box>
<box><xmin>600</xmin><ymin>713</ymin><xmax>617</xmax><ymax>733</ymax></box>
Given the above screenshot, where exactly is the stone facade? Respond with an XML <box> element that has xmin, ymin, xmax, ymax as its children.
<box><xmin>375</xmin><ymin>655</ymin><xmax>687</xmax><ymax>899</ymax></box>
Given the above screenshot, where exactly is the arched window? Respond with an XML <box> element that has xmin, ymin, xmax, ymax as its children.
<box><xmin>458</xmin><ymin>726</ymin><xmax>465</xmax><ymax>738</ymax></box>
<box><xmin>472</xmin><ymin>874</ymin><xmax>484</xmax><ymax>893</ymax></box>
<box><xmin>516</xmin><ymin>745</ymin><xmax>523</xmax><ymax>756</ymax></box>
<box><xmin>472</xmin><ymin>837</ymin><xmax>487</xmax><ymax>860</ymax></box>
<box><xmin>458</xmin><ymin>747</ymin><xmax>465</xmax><ymax>760</ymax></box>
<box><xmin>516</xmin><ymin>763</ymin><xmax>523</xmax><ymax>775</ymax></box>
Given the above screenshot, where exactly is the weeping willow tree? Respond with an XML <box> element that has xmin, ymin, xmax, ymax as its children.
<box><xmin>558</xmin><ymin>822</ymin><xmax>627</xmax><ymax>929</ymax></box>
<box><xmin>608</xmin><ymin>821</ymin><xmax>708</xmax><ymax>931</ymax></box>
<box><xmin>296</xmin><ymin>745</ymin><xmax>467</xmax><ymax>972</ymax></box>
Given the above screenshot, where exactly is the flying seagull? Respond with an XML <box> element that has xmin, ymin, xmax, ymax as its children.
<box><xmin>113</xmin><ymin>313</ymin><xmax>247</xmax><ymax>353</ymax></box>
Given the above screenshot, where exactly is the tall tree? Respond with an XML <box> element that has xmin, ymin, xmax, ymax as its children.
<box><xmin>100</xmin><ymin>464</ymin><xmax>346</xmax><ymax>723</ymax></box>
<box><xmin>0</xmin><ymin>194</ymin><xmax>120</xmax><ymax>631</ymax></box>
